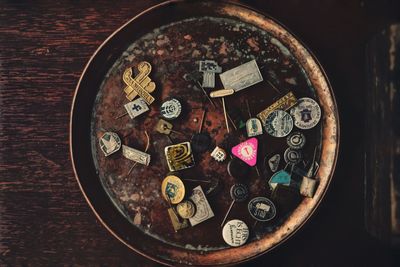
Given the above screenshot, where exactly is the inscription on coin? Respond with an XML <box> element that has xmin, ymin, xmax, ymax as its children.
<box><xmin>248</xmin><ymin>197</ymin><xmax>276</xmax><ymax>222</ymax></box>
<box><xmin>265</xmin><ymin>110</ymin><xmax>293</xmax><ymax>137</ymax></box>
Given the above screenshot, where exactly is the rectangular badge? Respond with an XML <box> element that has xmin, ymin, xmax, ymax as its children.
<box><xmin>124</xmin><ymin>98</ymin><xmax>149</xmax><ymax>119</ymax></box>
<box><xmin>189</xmin><ymin>186</ymin><xmax>214</xmax><ymax>226</ymax></box>
<box><xmin>122</xmin><ymin>145</ymin><xmax>151</xmax><ymax>166</ymax></box>
<box><xmin>257</xmin><ymin>91</ymin><xmax>297</xmax><ymax>126</ymax></box>
<box><xmin>219</xmin><ymin>59</ymin><xmax>263</xmax><ymax>92</ymax></box>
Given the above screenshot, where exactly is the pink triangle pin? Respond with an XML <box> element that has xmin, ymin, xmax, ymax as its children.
<box><xmin>231</xmin><ymin>137</ymin><xmax>258</xmax><ymax>167</ymax></box>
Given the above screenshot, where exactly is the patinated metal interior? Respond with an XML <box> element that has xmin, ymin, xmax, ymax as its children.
<box><xmin>70</xmin><ymin>1</ymin><xmax>339</xmax><ymax>265</ymax></box>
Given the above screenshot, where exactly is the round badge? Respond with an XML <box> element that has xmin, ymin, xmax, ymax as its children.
<box><xmin>248</xmin><ymin>197</ymin><xmax>276</xmax><ymax>222</ymax></box>
<box><xmin>227</xmin><ymin>158</ymin><xmax>250</xmax><ymax>180</ymax></box>
<box><xmin>290</xmin><ymin>97</ymin><xmax>321</xmax><ymax>129</ymax></box>
<box><xmin>284</xmin><ymin>147</ymin><xmax>303</xmax><ymax>164</ymax></box>
<box><xmin>161</xmin><ymin>175</ymin><xmax>185</xmax><ymax>204</ymax></box>
<box><xmin>230</xmin><ymin>184</ymin><xmax>249</xmax><ymax>202</ymax></box>
<box><xmin>222</xmin><ymin>219</ymin><xmax>249</xmax><ymax>247</ymax></box>
<box><xmin>265</xmin><ymin>110</ymin><xmax>293</xmax><ymax>137</ymax></box>
<box><xmin>99</xmin><ymin>132</ymin><xmax>122</xmax><ymax>157</ymax></box>
<box><xmin>160</xmin><ymin>98</ymin><xmax>182</xmax><ymax>120</ymax></box>
<box><xmin>176</xmin><ymin>200</ymin><xmax>196</xmax><ymax>219</ymax></box>
<box><xmin>190</xmin><ymin>133</ymin><xmax>211</xmax><ymax>153</ymax></box>
<box><xmin>286</xmin><ymin>131</ymin><xmax>306</xmax><ymax>149</ymax></box>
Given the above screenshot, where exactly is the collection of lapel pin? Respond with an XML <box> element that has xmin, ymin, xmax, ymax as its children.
<box><xmin>98</xmin><ymin>58</ymin><xmax>322</xmax><ymax>247</ymax></box>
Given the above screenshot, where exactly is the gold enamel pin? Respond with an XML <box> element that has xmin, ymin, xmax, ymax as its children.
<box><xmin>123</xmin><ymin>61</ymin><xmax>156</xmax><ymax>105</ymax></box>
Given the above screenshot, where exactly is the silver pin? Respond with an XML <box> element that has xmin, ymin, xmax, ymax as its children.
<box><xmin>199</xmin><ymin>60</ymin><xmax>222</xmax><ymax>88</ymax></box>
<box><xmin>127</xmin><ymin>131</ymin><xmax>150</xmax><ymax>175</ymax></box>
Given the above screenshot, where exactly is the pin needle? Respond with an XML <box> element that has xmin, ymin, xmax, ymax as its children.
<box><xmin>196</xmin><ymin>81</ymin><xmax>216</xmax><ymax>108</ymax></box>
<box><xmin>222</xmin><ymin>97</ymin><xmax>230</xmax><ymax>133</ymax></box>
<box><xmin>116</xmin><ymin>112</ymin><xmax>128</xmax><ymax>119</ymax></box>
<box><xmin>199</xmin><ymin>109</ymin><xmax>206</xmax><ymax>133</ymax></box>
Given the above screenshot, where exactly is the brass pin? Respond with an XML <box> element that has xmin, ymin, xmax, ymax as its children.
<box><xmin>198</xmin><ymin>109</ymin><xmax>206</xmax><ymax>133</ymax></box>
<box><xmin>115</xmin><ymin>112</ymin><xmax>128</xmax><ymax>119</ymax></box>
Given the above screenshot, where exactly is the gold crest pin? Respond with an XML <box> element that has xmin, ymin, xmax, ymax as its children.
<box><xmin>123</xmin><ymin>61</ymin><xmax>156</xmax><ymax>105</ymax></box>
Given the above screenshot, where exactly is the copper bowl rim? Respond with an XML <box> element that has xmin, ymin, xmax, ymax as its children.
<box><xmin>70</xmin><ymin>0</ymin><xmax>340</xmax><ymax>266</ymax></box>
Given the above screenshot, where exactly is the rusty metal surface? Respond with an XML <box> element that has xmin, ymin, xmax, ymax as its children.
<box><xmin>71</xmin><ymin>1</ymin><xmax>339</xmax><ymax>265</ymax></box>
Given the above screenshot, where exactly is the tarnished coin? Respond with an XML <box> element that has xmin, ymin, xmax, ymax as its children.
<box><xmin>160</xmin><ymin>98</ymin><xmax>182</xmax><ymax>120</ymax></box>
<box><xmin>284</xmin><ymin>148</ymin><xmax>303</xmax><ymax>164</ymax></box>
<box><xmin>176</xmin><ymin>200</ymin><xmax>196</xmax><ymax>219</ymax></box>
<box><xmin>230</xmin><ymin>184</ymin><xmax>249</xmax><ymax>202</ymax></box>
<box><xmin>99</xmin><ymin>132</ymin><xmax>121</xmax><ymax>157</ymax></box>
<box><xmin>286</xmin><ymin>131</ymin><xmax>306</xmax><ymax>149</ymax></box>
<box><xmin>248</xmin><ymin>197</ymin><xmax>276</xmax><ymax>222</ymax></box>
<box><xmin>222</xmin><ymin>219</ymin><xmax>249</xmax><ymax>247</ymax></box>
<box><xmin>265</xmin><ymin>110</ymin><xmax>293</xmax><ymax>137</ymax></box>
<box><xmin>290</xmin><ymin>97</ymin><xmax>321</xmax><ymax>129</ymax></box>
<box><xmin>161</xmin><ymin>175</ymin><xmax>185</xmax><ymax>204</ymax></box>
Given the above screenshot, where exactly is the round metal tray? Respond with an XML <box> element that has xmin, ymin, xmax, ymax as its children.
<box><xmin>70</xmin><ymin>1</ymin><xmax>339</xmax><ymax>265</ymax></box>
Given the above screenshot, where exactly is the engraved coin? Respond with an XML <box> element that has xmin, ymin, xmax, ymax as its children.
<box><xmin>290</xmin><ymin>97</ymin><xmax>321</xmax><ymax>129</ymax></box>
<box><xmin>248</xmin><ymin>197</ymin><xmax>276</xmax><ymax>222</ymax></box>
<box><xmin>222</xmin><ymin>219</ymin><xmax>249</xmax><ymax>247</ymax></box>
<box><xmin>230</xmin><ymin>184</ymin><xmax>249</xmax><ymax>202</ymax></box>
<box><xmin>160</xmin><ymin>98</ymin><xmax>182</xmax><ymax>120</ymax></box>
<box><xmin>176</xmin><ymin>200</ymin><xmax>196</xmax><ymax>219</ymax></box>
<box><xmin>161</xmin><ymin>175</ymin><xmax>185</xmax><ymax>204</ymax></box>
<box><xmin>265</xmin><ymin>110</ymin><xmax>293</xmax><ymax>137</ymax></box>
<box><xmin>284</xmin><ymin>147</ymin><xmax>303</xmax><ymax>164</ymax></box>
<box><xmin>286</xmin><ymin>131</ymin><xmax>306</xmax><ymax>149</ymax></box>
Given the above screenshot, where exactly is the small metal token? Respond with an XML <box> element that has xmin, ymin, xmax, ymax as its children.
<box><xmin>219</xmin><ymin>59</ymin><xmax>263</xmax><ymax>92</ymax></box>
<box><xmin>124</xmin><ymin>98</ymin><xmax>149</xmax><ymax>119</ymax></box>
<box><xmin>268</xmin><ymin>154</ymin><xmax>281</xmax><ymax>172</ymax></box>
<box><xmin>160</xmin><ymin>98</ymin><xmax>182</xmax><ymax>120</ymax></box>
<box><xmin>167</xmin><ymin>208</ymin><xmax>189</xmax><ymax>232</ymax></box>
<box><xmin>99</xmin><ymin>132</ymin><xmax>121</xmax><ymax>157</ymax></box>
<box><xmin>265</xmin><ymin>110</ymin><xmax>293</xmax><ymax>137</ymax></box>
<box><xmin>176</xmin><ymin>200</ymin><xmax>196</xmax><ymax>219</ymax></box>
<box><xmin>246</xmin><ymin>118</ymin><xmax>263</xmax><ymax>137</ymax></box>
<box><xmin>300</xmin><ymin>176</ymin><xmax>318</xmax><ymax>198</ymax></box>
<box><xmin>122</xmin><ymin>145</ymin><xmax>151</xmax><ymax>166</ymax></box>
<box><xmin>161</xmin><ymin>175</ymin><xmax>185</xmax><ymax>204</ymax></box>
<box><xmin>155</xmin><ymin>119</ymin><xmax>173</xmax><ymax>135</ymax></box>
<box><xmin>284</xmin><ymin>148</ymin><xmax>303</xmax><ymax>164</ymax></box>
<box><xmin>222</xmin><ymin>219</ymin><xmax>249</xmax><ymax>247</ymax></box>
<box><xmin>189</xmin><ymin>186</ymin><xmax>215</xmax><ymax>226</ymax></box>
<box><xmin>287</xmin><ymin>131</ymin><xmax>306</xmax><ymax>149</ymax></box>
<box><xmin>164</xmin><ymin>142</ymin><xmax>195</xmax><ymax>171</ymax></box>
<box><xmin>231</xmin><ymin>138</ymin><xmax>258</xmax><ymax>167</ymax></box>
<box><xmin>230</xmin><ymin>183</ymin><xmax>249</xmax><ymax>202</ymax></box>
<box><xmin>248</xmin><ymin>197</ymin><xmax>276</xmax><ymax>222</ymax></box>
<box><xmin>290</xmin><ymin>97</ymin><xmax>321</xmax><ymax>129</ymax></box>
<box><xmin>210</xmin><ymin>88</ymin><xmax>235</xmax><ymax>98</ymax></box>
<box><xmin>227</xmin><ymin>158</ymin><xmax>250</xmax><ymax>180</ymax></box>
<box><xmin>211</xmin><ymin>146</ymin><xmax>227</xmax><ymax>162</ymax></box>
<box><xmin>191</xmin><ymin>133</ymin><xmax>211</xmax><ymax>153</ymax></box>
<box><xmin>199</xmin><ymin>60</ymin><xmax>222</xmax><ymax>88</ymax></box>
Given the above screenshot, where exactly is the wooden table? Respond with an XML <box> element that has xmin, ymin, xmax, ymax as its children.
<box><xmin>1</xmin><ymin>1</ymin><xmax>399</xmax><ymax>266</ymax></box>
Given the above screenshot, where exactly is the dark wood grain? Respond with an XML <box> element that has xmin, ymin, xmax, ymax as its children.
<box><xmin>0</xmin><ymin>0</ymin><xmax>399</xmax><ymax>266</ymax></box>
